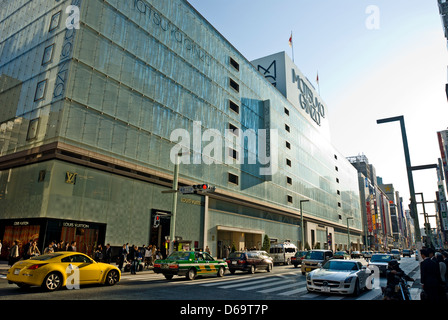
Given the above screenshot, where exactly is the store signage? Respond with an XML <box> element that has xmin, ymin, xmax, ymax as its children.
<box><xmin>13</xmin><ymin>221</ymin><xmax>30</xmax><ymax>226</ymax></box>
<box><xmin>130</xmin><ymin>0</ymin><xmax>211</xmax><ymax>66</ymax></box>
<box><xmin>53</xmin><ymin>0</ymin><xmax>83</xmax><ymax>100</ymax></box>
<box><xmin>291</xmin><ymin>68</ymin><xmax>325</xmax><ymax>126</ymax></box>
<box><xmin>65</xmin><ymin>171</ymin><xmax>77</xmax><ymax>184</ymax></box>
<box><xmin>62</xmin><ymin>222</ymin><xmax>90</xmax><ymax>229</ymax></box>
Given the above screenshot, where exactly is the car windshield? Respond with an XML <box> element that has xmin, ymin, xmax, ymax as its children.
<box><xmin>391</xmin><ymin>250</ymin><xmax>399</xmax><ymax>253</ymax></box>
<box><xmin>305</xmin><ymin>251</ymin><xmax>324</xmax><ymax>260</ymax></box>
<box><xmin>370</xmin><ymin>254</ymin><xmax>392</xmax><ymax>262</ymax></box>
<box><xmin>323</xmin><ymin>261</ymin><xmax>358</xmax><ymax>271</ymax></box>
<box><xmin>335</xmin><ymin>251</ymin><xmax>345</xmax><ymax>255</ymax></box>
<box><xmin>29</xmin><ymin>253</ymin><xmax>64</xmax><ymax>261</ymax></box>
<box><xmin>167</xmin><ymin>251</ymin><xmax>191</xmax><ymax>260</ymax></box>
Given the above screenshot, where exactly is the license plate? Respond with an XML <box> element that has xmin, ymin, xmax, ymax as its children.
<box><xmin>14</xmin><ymin>268</ymin><xmax>20</xmax><ymax>275</ymax></box>
<box><xmin>232</xmin><ymin>261</ymin><xmax>237</xmax><ymax>265</ymax></box>
<box><xmin>162</xmin><ymin>264</ymin><xmax>168</xmax><ymax>269</ymax></box>
<box><xmin>306</xmin><ymin>268</ymin><xmax>312</xmax><ymax>272</ymax></box>
<box><xmin>322</xmin><ymin>286</ymin><xmax>330</xmax><ymax>293</ymax></box>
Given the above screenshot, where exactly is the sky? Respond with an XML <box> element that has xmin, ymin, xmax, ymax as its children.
<box><xmin>187</xmin><ymin>0</ymin><xmax>448</xmax><ymax>230</ymax></box>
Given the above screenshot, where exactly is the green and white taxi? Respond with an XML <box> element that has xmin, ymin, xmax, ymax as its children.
<box><xmin>154</xmin><ymin>251</ymin><xmax>228</xmax><ymax>280</ymax></box>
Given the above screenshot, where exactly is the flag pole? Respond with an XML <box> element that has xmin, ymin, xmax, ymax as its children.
<box><xmin>289</xmin><ymin>31</ymin><xmax>294</xmax><ymax>63</ymax></box>
<box><xmin>316</xmin><ymin>71</ymin><xmax>320</xmax><ymax>96</ymax></box>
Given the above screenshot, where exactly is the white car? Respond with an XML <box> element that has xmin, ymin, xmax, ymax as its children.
<box><xmin>306</xmin><ymin>260</ymin><xmax>372</xmax><ymax>296</ymax></box>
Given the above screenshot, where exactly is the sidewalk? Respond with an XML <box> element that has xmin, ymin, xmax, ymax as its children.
<box><xmin>0</xmin><ymin>259</ymin><xmax>156</xmax><ymax>276</ymax></box>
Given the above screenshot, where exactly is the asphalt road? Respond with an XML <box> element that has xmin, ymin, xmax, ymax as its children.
<box><xmin>0</xmin><ymin>256</ymin><xmax>421</xmax><ymax>301</ymax></box>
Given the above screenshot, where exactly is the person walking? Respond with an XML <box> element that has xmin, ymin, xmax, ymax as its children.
<box><xmin>104</xmin><ymin>244</ymin><xmax>112</xmax><ymax>264</ymax></box>
<box><xmin>117</xmin><ymin>244</ymin><xmax>127</xmax><ymax>271</ymax></box>
<box><xmin>8</xmin><ymin>241</ymin><xmax>20</xmax><ymax>266</ymax></box>
<box><xmin>44</xmin><ymin>241</ymin><xmax>55</xmax><ymax>254</ymax></box>
<box><xmin>94</xmin><ymin>244</ymin><xmax>103</xmax><ymax>262</ymax></box>
<box><xmin>28</xmin><ymin>240</ymin><xmax>40</xmax><ymax>257</ymax></box>
<box><xmin>420</xmin><ymin>248</ymin><xmax>443</xmax><ymax>301</ymax></box>
<box><xmin>436</xmin><ymin>252</ymin><xmax>447</xmax><ymax>300</ymax></box>
<box><xmin>130</xmin><ymin>245</ymin><xmax>142</xmax><ymax>275</ymax></box>
<box><xmin>22</xmin><ymin>239</ymin><xmax>32</xmax><ymax>260</ymax></box>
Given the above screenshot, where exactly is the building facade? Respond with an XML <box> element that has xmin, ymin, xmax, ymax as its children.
<box><xmin>0</xmin><ymin>0</ymin><xmax>362</xmax><ymax>258</ymax></box>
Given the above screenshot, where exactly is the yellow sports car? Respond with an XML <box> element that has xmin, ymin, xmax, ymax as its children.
<box><xmin>7</xmin><ymin>252</ymin><xmax>121</xmax><ymax>291</ymax></box>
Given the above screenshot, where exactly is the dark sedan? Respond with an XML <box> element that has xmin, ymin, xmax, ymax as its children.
<box><xmin>226</xmin><ymin>251</ymin><xmax>273</xmax><ymax>274</ymax></box>
<box><xmin>291</xmin><ymin>251</ymin><xmax>308</xmax><ymax>267</ymax></box>
<box><xmin>367</xmin><ymin>254</ymin><xmax>393</xmax><ymax>275</ymax></box>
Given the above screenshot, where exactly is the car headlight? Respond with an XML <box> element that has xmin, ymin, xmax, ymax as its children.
<box><xmin>344</xmin><ymin>276</ymin><xmax>355</xmax><ymax>283</ymax></box>
<box><xmin>306</xmin><ymin>273</ymin><xmax>311</xmax><ymax>281</ymax></box>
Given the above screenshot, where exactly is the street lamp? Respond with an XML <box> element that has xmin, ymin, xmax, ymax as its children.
<box><xmin>376</xmin><ymin>115</ymin><xmax>421</xmax><ymax>244</ymax></box>
<box><xmin>347</xmin><ymin>217</ymin><xmax>353</xmax><ymax>252</ymax></box>
<box><xmin>300</xmin><ymin>200</ymin><xmax>309</xmax><ymax>250</ymax></box>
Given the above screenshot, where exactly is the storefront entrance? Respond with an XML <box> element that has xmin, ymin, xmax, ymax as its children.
<box><xmin>216</xmin><ymin>227</ymin><xmax>263</xmax><ymax>259</ymax></box>
<box><xmin>0</xmin><ymin>218</ymin><xmax>106</xmax><ymax>259</ymax></box>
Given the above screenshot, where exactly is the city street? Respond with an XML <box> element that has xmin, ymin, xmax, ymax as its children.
<box><xmin>0</xmin><ymin>256</ymin><xmax>421</xmax><ymax>301</ymax></box>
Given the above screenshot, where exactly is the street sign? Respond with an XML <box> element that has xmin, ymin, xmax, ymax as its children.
<box><xmin>179</xmin><ymin>186</ymin><xmax>195</xmax><ymax>194</ymax></box>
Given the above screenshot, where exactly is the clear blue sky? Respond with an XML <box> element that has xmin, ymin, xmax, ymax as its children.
<box><xmin>188</xmin><ymin>0</ymin><xmax>448</xmax><ymax>229</ymax></box>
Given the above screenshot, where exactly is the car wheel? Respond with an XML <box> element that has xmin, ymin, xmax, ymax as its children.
<box><xmin>230</xmin><ymin>269</ymin><xmax>235</xmax><ymax>274</ymax></box>
<box><xmin>42</xmin><ymin>272</ymin><xmax>62</xmax><ymax>291</ymax></box>
<box><xmin>217</xmin><ymin>266</ymin><xmax>225</xmax><ymax>277</ymax></box>
<box><xmin>164</xmin><ymin>274</ymin><xmax>173</xmax><ymax>280</ymax></box>
<box><xmin>186</xmin><ymin>268</ymin><xmax>196</xmax><ymax>280</ymax></box>
<box><xmin>248</xmin><ymin>265</ymin><xmax>255</xmax><ymax>274</ymax></box>
<box><xmin>266</xmin><ymin>264</ymin><xmax>272</xmax><ymax>272</ymax></box>
<box><xmin>352</xmin><ymin>279</ymin><xmax>360</xmax><ymax>297</ymax></box>
<box><xmin>105</xmin><ymin>269</ymin><xmax>120</xmax><ymax>286</ymax></box>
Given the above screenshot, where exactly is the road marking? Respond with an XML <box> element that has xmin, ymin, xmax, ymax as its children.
<box><xmin>237</xmin><ymin>278</ymin><xmax>296</xmax><ymax>291</ymax></box>
<box><xmin>217</xmin><ymin>277</ymin><xmax>283</xmax><ymax>289</ymax></box>
<box><xmin>278</xmin><ymin>285</ymin><xmax>308</xmax><ymax>296</ymax></box>
<box><xmin>257</xmin><ymin>282</ymin><xmax>302</xmax><ymax>293</ymax></box>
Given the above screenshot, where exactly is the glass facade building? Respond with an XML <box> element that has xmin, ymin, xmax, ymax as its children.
<box><xmin>0</xmin><ymin>0</ymin><xmax>362</xmax><ymax>258</ymax></box>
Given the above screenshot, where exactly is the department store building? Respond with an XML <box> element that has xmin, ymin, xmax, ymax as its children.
<box><xmin>0</xmin><ymin>0</ymin><xmax>362</xmax><ymax>258</ymax></box>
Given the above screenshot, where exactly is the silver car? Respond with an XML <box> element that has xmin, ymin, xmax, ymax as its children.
<box><xmin>306</xmin><ymin>260</ymin><xmax>372</xmax><ymax>296</ymax></box>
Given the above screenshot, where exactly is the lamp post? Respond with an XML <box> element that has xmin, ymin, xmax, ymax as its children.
<box><xmin>300</xmin><ymin>200</ymin><xmax>309</xmax><ymax>250</ymax></box>
<box><xmin>376</xmin><ymin>115</ymin><xmax>421</xmax><ymax>243</ymax></box>
<box><xmin>168</xmin><ymin>152</ymin><xmax>181</xmax><ymax>255</ymax></box>
<box><xmin>347</xmin><ymin>217</ymin><xmax>353</xmax><ymax>252</ymax></box>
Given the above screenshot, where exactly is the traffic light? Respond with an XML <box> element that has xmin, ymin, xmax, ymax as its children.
<box><xmin>153</xmin><ymin>214</ymin><xmax>160</xmax><ymax>228</ymax></box>
<box><xmin>192</xmin><ymin>184</ymin><xmax>216</xmax><ymax>193</ymax></box>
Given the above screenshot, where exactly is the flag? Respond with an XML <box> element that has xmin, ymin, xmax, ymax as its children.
<box><xmin>316</xmin><ymin>72</ymin><xmax>319</xmax><ymax>84</ymax></box>
<box><xmin>289</xmin><ymin>32</ymin><xmax>292</xmax><ymax>47</ymax></box>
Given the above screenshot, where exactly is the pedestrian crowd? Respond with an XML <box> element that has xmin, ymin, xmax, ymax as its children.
<box><xmin>4</xmin><ymin>238</ymin><xmax>163</xmax><ymax>277</ymax></box>
<box><xmin>419</xmin><ymin>247</ymin><xmax>448</xmax><ymax>301</ymax></box>
<box><xmin>6</xmin><ymin>239</ymin><xmax>78</xmax><ymax>266</ymax></box>
<box><xmin>114</xmin><ymin>243</ymin><xmax>163</xmax><ymax>275</ymax></box>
